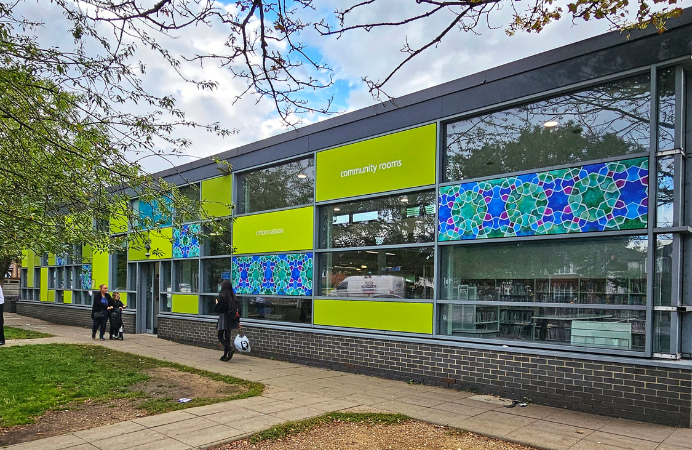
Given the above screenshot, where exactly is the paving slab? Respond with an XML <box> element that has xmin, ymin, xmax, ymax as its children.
<box><xmin>599</xmin><ymin>418</ymin><xmax>676</xmax><ymax>443</ymax></box>
<box><xmin>577</xmin><ymin>431</ymin><xmax>660</xmax><ymax>450</ymax></box>
<box><xmin>506</xmin><ymin>419</ymin><xmax>590</xmax><ymax>449</ymax></box>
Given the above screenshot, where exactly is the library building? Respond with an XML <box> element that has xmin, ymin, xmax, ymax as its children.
<box><xmin>18</xmin><ymin>9</ymin><xmax>692</xmax><ymax>427</ymax></box>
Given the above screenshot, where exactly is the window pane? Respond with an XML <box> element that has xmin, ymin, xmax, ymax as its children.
<box><xmin>440</xmin><ymin>236</ymin><xmax>648</xmax><ymax>305</ymax></box>
<box><xmin>654</xmin><ymin>234</ymin><xmax>673</xmax><ymax>306</ymax></box>
<box><xmin>653</xmin><ymin>310</ymin><xmax>672</xmax><ymax>353</ymax></box>
<box><xmin>202</xmin><ymin>258</ymin><xmax>231</xmax><ymax>293</ymax></box>
<box><xmin>444</xmin><ymin>74</ymin><xmax>651</xmax><ymax>182</ymax></box>
<box><xmin>238</xmin><ymin>296</ymin><xmax>312</xmax><ymax>324</ymax></box>
<box><xmin>319</xmin><ymin>247</ymin><xmax>434</xmax><ymax>299</ymax></box>
<box><xmin>320</xmin><ymin>190</ymin><xmax>436</xmax><ymax>249</ymax></box>
<box><xmin>657</xmin><ymin>68</ymin><xmax>676</xmax><ymax>151</ymax></box>
<box><xmin>176</xmin><ymin>184</ymin><xmax>200</xmax><ymax>222</ymax></box>
<box><xmin>161</xmin><ymin>261</ymin><xmax>172</xmax><ymax>296</ymax></box>
<box><xmin>114</xmin><ymin>247</ymin><xmax>127</xmax><ymax>290</ymax></box>
<box><xmin>656</xmin><ymin>156</ymin><xmax>674</xmax><ymax>228</ymax></box>
<box><xmin>203</xmin><ymin>219</ymin><xmax>232</xmax><ymax>256</ymax></box>
<box><xmin>127</xmin><ymin>263</ymin><xmax>137</xmax><ymax>291</ymax></box>
<box><xmin>65</xmin><ymin>267</ymin><xmax>73</xmax><ymax>289</ymax></box>
<box><xmin>237</xmin><ymin>157</ymin><xmax>315</xmax><ymax>214</ymax></box>
<box><xmin>438</xmin><ymin>305</ymin><xmax>645</xmax><ymax>351</ymax></box>
<box><xmin>174</xmin><ymin>260</ymin><xmax>198</xmax><ymax>293</ymax></box>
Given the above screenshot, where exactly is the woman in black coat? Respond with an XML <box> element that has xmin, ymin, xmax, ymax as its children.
<box><xmin>91</xmin><ymin>284</ymin><xmax>113</xmax><ymax>340</ymax></box>
<box><xmin>214</xmin><ymin>280</ymin><xmax>241</xmax><ymax>361</ymax></box>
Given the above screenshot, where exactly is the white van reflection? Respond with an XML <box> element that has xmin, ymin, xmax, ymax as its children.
<box><xmin>329</xmin><ymin>275</ymin><xmax>405</xmax><ymax>298</ymax></box>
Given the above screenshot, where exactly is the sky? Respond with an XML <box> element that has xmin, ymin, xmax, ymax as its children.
<box><xmin>16</xmin><ymin>0</ymin><xmax>644</xmax><ymax>173</ymax></box>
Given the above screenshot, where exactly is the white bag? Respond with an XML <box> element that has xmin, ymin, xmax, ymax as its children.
<box><xmin>234</xmin><ymin>333</ymin><xmax>251</xmax><ymax>353</ymax></box>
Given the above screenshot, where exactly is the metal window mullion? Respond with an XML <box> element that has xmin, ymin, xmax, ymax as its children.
<box><xmin>433</xmin><ymin>119</ymin><xmax>443</xmax><ymax>337</ymax></box>
<box><xmin>645</xmin><ymin>65</ymin><xmax>658</xmax><ymax>358</ymax></box>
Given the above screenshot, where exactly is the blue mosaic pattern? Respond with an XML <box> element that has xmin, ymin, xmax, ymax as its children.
<box><xmin>173</xmin><ymin>224</ymin><xmax>200</xmax><ymax>258</ymax></box>
<box><xmin>232</xmin><ymin>253</ymin><xmax>313</xmax><ymax>296</ymax></box>
<box><xmin>56</xmin><ymin>256</ymin><xmax>66</xmax><ymax>266</ymax></box>
<box><xmin>81</xmin><ymin>265</ymin><xmax>92</xmax><ymax>290</ymax></box>
<box><xmin>439</xmin><ymin>157</ymin><xmax>648</xmax><ymax>241</ymax></box>
<box><xmin>138</xmin><ymin>197</ymin><xmax>172</xmax><ymax>227</ymax></box>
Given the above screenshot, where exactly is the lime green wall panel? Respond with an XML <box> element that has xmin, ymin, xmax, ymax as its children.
<box><xmin>171</xmin><ymin>294</ymin><xmax>199</xmax><ymax>314</ymax></box>
<box><xmin>128</xmin><ymin>228</ymin><xmax>173</xmax><ymax>261</ymax></box>
<box><xmin>48</xmin><ymin>253</ymin><xmax>56</xmax><ymax>266</ymax></box>
<box><xmin>315</xmin><ymin>124</ymin><xmax>437</xmax><ymax>201</ymax></box>
<box><xmin>233</xmin><ymin>207</ymin><xmax>313</xmax><ymax>254</ymax></box>
<box><xmin>82</xmin><ymin>244</ymin><xmax>93</xmax><ymax>263</ymax></box>
<box><xmin>63</xmin><ymin>290</ymin><xmax>73</xmax><ymax>304</ymax></box>
<box><xmin>26</xmin><ymin>265</ymin><xmax>34</xmax><ymax>288</ymax></box>
<box><xmin>33</xmin><ymin>252</ymin><xmax>41</xmax><ymax>266</ymax></box>
<box><xmin>110</xmin><ymin>201</ymin><xmax>130</xmax><ymax>234</ymax></box>
<box><xmin>92</xmin><ymin>251</ymin><xmax>109</xmax><ymax>290</ymax></box>
<box><xmin>47</xmin><ymin>289</ymin><xmax>55</xmax><ymax>303</ymax></box>
<box><xmin>119</xmin><ymin>292</ymin><xmax>128</xmax><ymax>307</ymax></box>
<box><xmin>21</xmin><ymin>250</ymin><xmax>29</xmax><ymax>268</ymax></box>
<box><xmin>314</xmin><ymin>299</ymin><xmax>433</xmax><ymax>334</ymax></box>
<box><xmin>201</xmin><ymin>175</ymin><xmax>233</xmax><ymax>218</ymax></box>
<box><xmin>40</xmin><ymin>268</ymin><xmax>48</xmax><ymax>301</ymax></box>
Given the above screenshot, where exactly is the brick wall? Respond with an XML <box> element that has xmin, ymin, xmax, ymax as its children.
<box><xmin>158</xmin><ymin>315</ymin><xmax>692</xmax><ymax>427</ymax></box>
<box><xmin>17</xmin><ymin>301</ymin><xmax>136</xmax><ymax>335</ymax></box>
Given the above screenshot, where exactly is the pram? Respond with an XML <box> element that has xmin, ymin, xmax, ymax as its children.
<box><xmin>109</xmin><ymin>309</ymin><xmax>124</xmax><ymax>340</ymax></box>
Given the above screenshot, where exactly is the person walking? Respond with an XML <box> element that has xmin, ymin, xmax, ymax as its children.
<box><xmin>0</xmin><ymin>283</ymin><xmax>5</xmax><ymax>345</ymax></box>
<box><xmin>91</xmin><ymin>284</ymin><xmax>112</xmax><ymax>340</ymax></box>
<box><xmin>108</xmin><ymin>292</ymin><xmax>125</xmax><ymax>340</ymax></box>
<box><xmin>214</xmin><ymin>280</ymin><xmax>241</xmax><ymax>361</ymax></box>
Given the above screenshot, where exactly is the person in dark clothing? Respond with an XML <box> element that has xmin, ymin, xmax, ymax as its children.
<box><xmin>91</xmin><ymin>284</ymin><xmax>112</xmax><ymax>340</ymax></box>
<box><xmin>214</xmin><ymin>280</ymin><xmax>241</xmax><ymax>361</ymax></box>
<box><xmin>0</xmin><ymin>284</ymin><xmax>5</xmax><ymax>345</ymax></box>
<box><xmin>108</xmin><ymin>292</ymin><xmax>125</xmax><ymax>340</ymax></box>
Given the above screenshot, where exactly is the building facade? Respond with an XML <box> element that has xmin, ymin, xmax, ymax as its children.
<box><xmin>19</xmin><ymin>10</ymin><xmax>692</xmax><ymax>426</ymax></box>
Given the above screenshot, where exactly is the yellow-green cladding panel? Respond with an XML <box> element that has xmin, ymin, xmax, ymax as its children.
<box><xmin>128</xmin><ymin>228</ymin><xmax>173</xmax><ymax>261</ymax></box>
<box><xmin>40</xmin><ymin>268</ymin><xmax>48</xmax><ymax>301</ymax></box>
<box><xmin>201</xmin><ymin>175</ymin><xmax>233</xmax><ymax>218</ymax></box>
<box><xmin>63</xmin><ymin>290</ymin><xmax>73</xmax><ymax>304</ymax></box>
<box><xmin>21</xmin><ymin>250</ymin><xmax>29</xmax><ymax>268</ymax></box>
<box><xmin>315</xmin><ymin>124</ymin><xmax>437</xmax><ymax>201</ymax></box>
<box><xmin>92</xmin><ymin>251</ymin><xmax>109</xmax><ymax>289</ymax></box>
<box><xmin>233</xmin><ymin>207</ymin><xmax>313</xmax><ymax>254</ymax></box>
<box><xmin>47</xmin><ymin>290</ymin><xmax>55</xmax><ymax>302</ymax></box>
<box><xmin>314</xmin><ymin>299</ymin><xmax>433</xmax><ymax>334</ymax></box>
<box><xmin>119</xmin><ymin>292</ymin><xmax>128</xmax><ymax>307</ymax></box>
<box><xmin>171</xmin><ymin>294</ymin><xmax>199</xmax><ymax>314</ymax></box>
<box><xmin>110</xmin><ymin>201</ymin><xmax>130</xmax><ymax>234</ymax></box>
<box><xmin>48</xmin><ymin>253</ymin><xmax>56</xmax><ymax>266</ymax></box>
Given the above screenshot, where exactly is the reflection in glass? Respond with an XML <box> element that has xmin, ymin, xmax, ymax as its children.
<box><xmin>657</xmin><ymin>68</ymin><xmax>676</xmax><ymax>151</ymax></box>
<box><xmin>653</xmin><ymin>310</ymin><xmax>672</xmax><ymax>353</ymax></box>
<box><xmin>654</xmin><ymin>235</ymin><xmax>673</xmax><ymax>306</ymax></box>
<box><xmin>174</xmin><ymin>260</ymin><xmax>198</xmax><ymax>293</ymax></box>
<box><xmin>438</xmin><ymin>305</ymin><xmax>645</xmax><ymax>351</ymax></box>
<box><xmin>203</xmin><ymin>258</ymin><xmax>231</xmax><ymax>293</ymax></box>
<box><xmin>203</xmin><ymin>219</ymin><xmax>232</xmax><ymax>256</ymax></box>
<box><xmin>237</xmin><ymin>157</ymin><xmax>315</xmax><ymax>214</ymax></box>
<box><xmin>445</xmin><ymin>74</ymin><xmax>651</xmax><ymax>182</ymax></box>
<box><xmin>657</xmin><ymin>156</ymin><xmax>674</xmax><ymax>228</ymax></box>
<box><xmin>319</xmin><ymin>247</ymin><xmax>434</xmax><ymax>299</ymax></box>
<box><xmin>238</xmin><ymin>296</ymin><xmax>312</xmax><ymax>324</ymax></box>
<box><xmin>114</xmin><ymin>247</ymin><xmax>127</xmax><ymax>290</ymax></box>
<box><xmin>320</xmin><ymin>190</ymin><xmax>436</xmax><ymax>249</ymax></box>
<box><xmin>176</xmin><ymin>183</ymin><xmax>200</xmax><ymax>222</ymax></box>
<box><xmin>440</xmin><ymin>236</ymin><xmax>648</xmax><ymax>305</ymax></box>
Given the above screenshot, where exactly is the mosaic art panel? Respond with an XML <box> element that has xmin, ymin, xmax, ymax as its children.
<box><xmin>173</xmin><ymin>224</ymin><xmax>200</xmax><ymax>258</ymax></box>
<box><xmin>81</xmin><ymin>265</ymin><xmax>92</xmax><ymax>290</ymax></box>
<box><xmin>232</xmin><ymin>253</ymin><xmax>313</xmax><ymax>296</ymax></box>
<box><xmin>56</xmin><ymin>256</ymin><xmax>66</xmax><ymax>266</ymax></box>
<box><xmin>439</xmin><ymin>157</ymin><xmax>648</xmax><ymax>241</ymax></box>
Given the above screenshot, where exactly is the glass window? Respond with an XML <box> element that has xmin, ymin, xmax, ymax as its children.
<box><xmin>657</xmin><ymin>67</ymin><xmax>676</xmax><ymax>151</ymax></box>
<box><xmin>319</xmin><ymin>247</ymin><xmax>434</xmax><ymax>299</ymax></box>
<box><xmin>127</xmin><ymin>293</ymin><xmax>136</xmax><ymax>309</ymax></box>
<box><xmin>202</xmin><ymin>258</ymin><xmax>231</xmax><ymax>293</ymax></box>
<box><xmin>20</xmin><ymin>269</ymin><xmax>27</xmax><ymax>288</ymax></box>
<box><xmin>654</xmin><ymin>234</ymin><xmax>673</xmax><ymax>307</ymax></box>
<box><xmin>653</xmin><ymin>310</ymin><xmax>672</xmax><ymax>353</ymax></box>
<box><xmin>65</xmin><ymin>267</ymin><xmax>74</xmax><ymax>289</ymax></box>
<box><xmin>34</xmin><ymin>268</ymin><xmax>41</xmax><ymax>288</ymax></box>
<box><xmin>444</xmin><ymin>74</ymin><xmax>651</xmax><ymax>182</ymax></box>
<box><xmin>174</xmin><ymin>260</ymin><xmax>198</xmax><ymax>293</ymax></box>
<box><xmin>440</xmin><ymin>236</ymin><xmax>648</xmax><ymax>305</ymax></box>
<box><xmin>657</xmin><ymin>156</ymin><xmax>674</xmax><ymax>228</ymax></box>
<box><xmin>203</xmin><ymin>219</ymin><xmax>232</xmax><ymax>256</ymax></box>
<box><xmin>161</xmin><ymin>261</ymin><xmax>172</xmax><ymax>311</ymax></box>
<box><xmin>320</xmin><ymin>190</ymin><xmax>436</xmax><ymax>249</ymax></box>
<box><xmin>237</xmin><ymin>157</ymin><xmax>315</xmax><ymax>214</ymax></box>
<box><xmin>56</xmin><ymin>267</ymin><xmax>64</xmax><ymax>289</ymax></box>
<box><xmin>438</xmin><ymin>305</ymin><xmax>645</xmax><ymax>351</ymax></box>
<box><xmin>113</xmin><ymin>247</ymin><xmax>127</xmax><ymax>290</ymax></box>
<box><xmin>127</xmin><ymin>263</ymin><xmax>137</xmax><ymax>291</ymax></box>
<box><xmin>176</xmin><ymin>183</ymin><xmax>200</xmax><ymax>222</ymax></box>
<box><xmin>239</xmin><ymin>296</ymin><xmax>312</xmax><ymax>324</ymax></box>
<box><xmin>48</xmin><ymin>268</ymin><xmax>56</xmax><ymax>289</ymax></box>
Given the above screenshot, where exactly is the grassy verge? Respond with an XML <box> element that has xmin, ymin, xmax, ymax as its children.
<box><xmin>3</xmin><ymin>326</ymin><xmax>54</xmax><ymax>340</ymax></box>
<box><xmin>0</xmin><ymin>343</ymin><xmax>263</xmax><ymax>427</ymax></box>
<box><xmin>248</xmin><ymin>412</ymin><xmax>410</xmax><ymax>444</ymax></box>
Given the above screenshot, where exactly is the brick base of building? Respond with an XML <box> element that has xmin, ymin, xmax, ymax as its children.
<box><xmin>17</xmin><ymin>301</ymin><xmax>136</xmax><ymax>335</ymax></box>
<box><xmin>157</xmin><ymin>315</ymin><xmax>692</xmax><ymax>428</ymax></box>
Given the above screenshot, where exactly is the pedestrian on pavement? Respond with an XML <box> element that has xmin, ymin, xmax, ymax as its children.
<box><xmin>91</xmin><ymin>284</ymin><xmax>112</xmax><ymax>340</ymax></box>
<box><xmin>0</xmin><ymin>283</ymin><xmax>5</xmax><ymax>345</ymax></box>
<box><xmin>214</xmin><ymin>280</ymin><xmax>241</xmax><ymax>361</ymax></box>
<box><xmin>108</xmin><ymin>292</ymin><xmax>125</xmax><ymax>340</ymax></box>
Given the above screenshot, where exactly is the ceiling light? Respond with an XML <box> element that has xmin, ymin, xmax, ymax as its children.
<box><xmin>543</xmin><ymin>120</ymin><xmax>559</xmax><ymax>128</ymax></box>
<box><xmin>297</xmin><ymin>173</ymin><xmax>307</xmax><ymax>179</ymax></box>
<box><xmin>333</xmin><ymin>207</ymin><xmax>341</xmax><ymax>212</ymax></box>
<box><xmin>385</xmin><ymin>253</ymin><xmax>395</xmax><ymax>256</ymax></box>
<box><xmin>361</xmin><ymin>265</ymin><xmax>368</xmax><ymax>269</ymax></box>
<box><xmin>365</xmin><ymin>251</ymin><xmax>379</xmax><ymax>254</ymax></box>
<box><xmin>400</xmin><ymin>196</ymin><xmax>409</xmax><ymax>203</ymax></box>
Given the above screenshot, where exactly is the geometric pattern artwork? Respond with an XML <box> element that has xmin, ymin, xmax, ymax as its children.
<box><xmin>81</xmin><ymin>264</ymin><xmax>92</xmax><ymax>290</ymax></box>
<box><xmin>439</xmin><ymin>157</ymin><xmax>648</xmax><ymax>241</ymax></box>
<box><xmin>138</xmin><ymin>197</ymin><xmax>173</xmax><ymax>227</ymax></box>
<box><xmin>173</xmin><ymin>224</ymin><xmax>200</xmax><ymax>258</ymax></box>
<box><xmin>232</xmin><ymin>253</ymin><xmax>313</xmax><ymax>296</ymax></box>
<box><xmin>56</xmin><ymin>256</ymin><xmax>66</xmax><ymax>266</ymax></box>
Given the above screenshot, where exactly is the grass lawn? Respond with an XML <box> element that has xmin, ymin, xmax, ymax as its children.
<box><xmin>3</xmin><ymin>326</ymin><xmax>54</xmax><ymax>340</ymax></box>
<box><xmin>0</xmin><ymin>344</ymin><xmax>263</xmax><ymax>427</ymax></box>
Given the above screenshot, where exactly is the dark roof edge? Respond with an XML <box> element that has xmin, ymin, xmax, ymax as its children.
<box><xmin>152</xmin><ymin>8</ymin><xmax>692</xmax><ymax>181</ymax></box>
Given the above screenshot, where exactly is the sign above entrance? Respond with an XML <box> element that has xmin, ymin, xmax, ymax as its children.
<box><xmin>315</xmin><ymin>124</ymin><xmax>437</xmax><ymax>202</ymax></box>
<box><xmin>233</xmin><ymin>206</ymin><xmax>314</xmax><ymax>254</ymax></box>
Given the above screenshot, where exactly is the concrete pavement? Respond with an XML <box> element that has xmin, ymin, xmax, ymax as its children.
<box><xmin>2</xmin><ymin>313</ymin><xmax>691</xmax><ymax>450</ymax></box>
